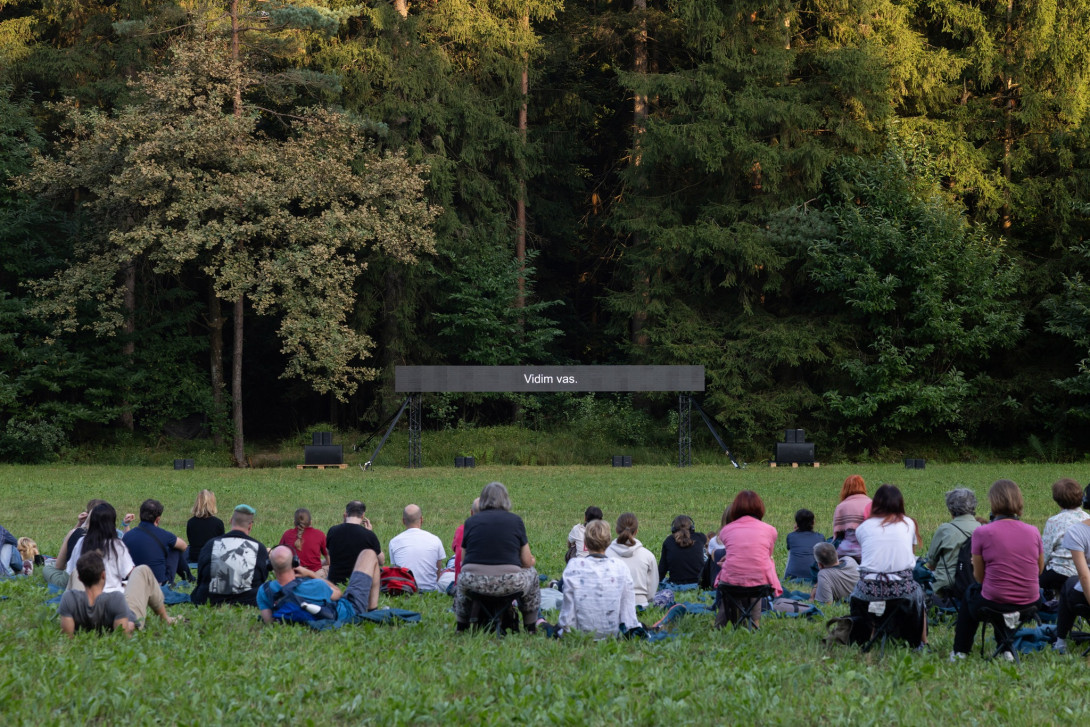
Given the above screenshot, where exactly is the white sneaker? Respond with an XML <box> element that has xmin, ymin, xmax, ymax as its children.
<box><xmin>949</xmin><ymin>651</ymin><xmax>967</xmax><ymax>662</ymax></box>
<box><xmin>1000</xmin><ymin>651</ymin><xmax>1015</xmax><ymax>662</ymax></box>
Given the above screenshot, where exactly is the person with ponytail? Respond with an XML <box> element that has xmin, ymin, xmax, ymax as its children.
<box><xmin>658</xmin><ymin>515</ymin><xmax>707</xmax><ymax>586</ymax></box>
<box><xmin>606</xmin><ymin>513</ymin><xmax>658</xmax><ymax>606</ymax></box>
<box><xmin>278</xmin><ymin>508</ymin><xmax>328</xmax><ymax>578</ymax></box>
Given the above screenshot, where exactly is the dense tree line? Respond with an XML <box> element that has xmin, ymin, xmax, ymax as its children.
<box><xmin>1</xmin><ymin>0</ymin><xmax>1089</xmax><ymax>463</ymax></box>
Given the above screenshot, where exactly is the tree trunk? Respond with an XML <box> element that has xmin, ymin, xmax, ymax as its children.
<box><xmin>231</xmin><ymin>295</ymin><xmax>246</xmax><ymax>467</ymax></box>
<box><xmin>120</xmin><ymin>259</ymin><xmax>136</xmax><ymax>430</ymax></box>
<box><xmin>630</xmin><ymin>0</ymin><xmax>649</xmax><ymax>348</ymax></box>
<box><xmin>1001</xmin><ymin>0</ymin><xmax>1014</xmax><ymax>232</ymax></box>
<box><xmin>208</xmin><ymin>283</ymin><xmax>225</xmax><ymax>447</ymax></box>
<box><xmin>394</xmin><ymin>0</ymin><xmax>408</xmax><ymax>18</ymax></box>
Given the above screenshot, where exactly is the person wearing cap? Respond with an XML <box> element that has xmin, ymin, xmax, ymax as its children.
<box><xmin>191</xmin><ymin>504</ymin><xmax>270</xmax><ymax>607</ymax></box>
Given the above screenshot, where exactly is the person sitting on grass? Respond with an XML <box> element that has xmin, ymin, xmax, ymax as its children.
<box><xmin>607</xmin><ymin>513</ymin><xmax>659</xmax><ymax>607</ymax></box>
<box><xmin>556</xmin><ymin>520</ymin><xmax>640</xmax><ymax>638</ymax></box>
<box><xmin>784</xmin><ymin>509</ymin><xmax>825</xmax><ymax>583</ymax></box>
<box><xmin>658</xmin><ymin>515</ymin><xmax>707</xmax><ymax>587</ymax></box>
<box><xmin>811</xmin><ymin>542</ymin><xmax>858</xmax><ymax>603</ymax></box>
<box><xmin>326</xmin><ymin>501</ymin><xmax>384</xmax><ymax>586</ymax></box>
<box><xmin>926</xmin><ymin>487</ymin><xmax>980</xmax><ymax>605</ymax></box>
<box><xmin>450</xmin><ymin>497</ymin><xmax>480</xmax><ymax>589</ymax></box>
<box><xmin>123</xmin><ymin>499</ymin><xmax>189</xmax><ymax>585</ymax></box>
<box><xmin>713</xmin><ymin>490</ymin><xmax>781</xmax><ymax>629</ymax></box>
<box><xmin>389</xmin><ymin>504</ymin><xmax>446</xmax><ymax>592</ymax></box>
<box><xmin>849</xmin><ymin>484</ymin><xmax>926</xmax><ymax>649</ymax></box>
<box><xmin>186</xmin><ymin>489</ymin><xmax>225</xmax><ymax>567</ymax></box>
<box><xmin>1040</xmin><ymin>478</ymin><xmax>1087</xmax><ymax>600</ymax></box>
<box><xmin>454</xmin><ymin>482</ymin><xmax>541</xmax><ymax>633</ymax></box>
<box><xmin>567</xmin><ymin>506</ymin><xmax>603</xmax><ymax>561</ymax></box>
<box><xmin>1052</xmin><ymin>509</ymin><xmax>1090</xmax><ymax>654</ymax></box>
<box><xmin>192</xmin><ymin>504</ymin><xmax>269</xmax><ymax>607</ymax></box>
<box><xmin>833</xmin><ymin>475</ymin><xmax>870</xmax><ymax>560</ymax></box>
<box><xmin>950</xmin><ymin>479</ymin><xmax>1043</xmax><ymax>662</ymax></box>
<box><xmin>257</xmin><ymin>544</ymin><xmax>380</xmax><ymax>625</ymax></box>
<box><xmin>278</xmin><ymin>508</ymin><xmax>329</xmax><ymax>580</ymax></box>
<box><xmin>59</xmin><ymin>551</ymin><xmax>136</xmax><ymax>636</ymax></box>
<box><xmin>0</xmin><ymin>522</ymin><xmax>23</xmax><ymax>576</ymax></box>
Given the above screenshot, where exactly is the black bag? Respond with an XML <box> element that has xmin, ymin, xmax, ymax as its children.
<box><xmin>949</xmin><ymin>529</ymin><xmax>975</xmax><ymax>602</ymax></box>
<box><xmin>564</xmin><ymin>540</ymin><xmax>577</xmax><ymax>563</ymax></box>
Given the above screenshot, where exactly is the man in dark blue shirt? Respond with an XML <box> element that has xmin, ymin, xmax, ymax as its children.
<box><xmin>123</xmin><ymin>499</ymin><xmax>188</xmax><ymax>585</ymax></box>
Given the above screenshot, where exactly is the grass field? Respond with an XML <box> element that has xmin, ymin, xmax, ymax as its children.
<box><xmin>2</xmin><ymin>462</ymin><xmax>1089</xmax><ymax>725</ymax></box>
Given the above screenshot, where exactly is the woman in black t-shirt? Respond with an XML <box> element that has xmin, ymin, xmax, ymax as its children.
<box><xmin>659</xmin><ymin>515</ymin><xmax>708</xmax><ymax>586</ymax></box>
<box><xmin>454</xmin><ymin>482</ymin><xmax>541</xmax><ymax>632</ymax></box>
<box><xmin>186</xmin><ymin>489</ymin><xmax>225</xmax><ymax>564</ymax></box>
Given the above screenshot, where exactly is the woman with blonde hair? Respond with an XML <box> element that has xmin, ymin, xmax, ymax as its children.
<box><xmin>186</xmin><ymin>489</ymin><xmax>225</xmax><ymax>565</ymax></box>
<box><xmin>278</xmin><ymin>508</ymin><xmax>329</xmax><ymax>577</ymax></box>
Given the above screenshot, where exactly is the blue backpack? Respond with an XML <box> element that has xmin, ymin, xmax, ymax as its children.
<box><xmin>263</xmin><ymin>580</ymin><xmax>338</xmax><ymax>624</ymax></box>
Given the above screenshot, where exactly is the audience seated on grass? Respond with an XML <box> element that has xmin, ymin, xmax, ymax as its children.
<box><xmin>1040</xmin><ymin>478</ymin><xmax>1087</xmax><ymax>600</ymax></box>
<box><xmin>566</xmin><ymin>506</ymin><xmax>603</xmax><ymax>561</ymax></box>
<box><xmin>555</xmin><ymin>520</ymin><xmax>640</xmax><ymax>638</ymax></box>
<box><xmin>326</xmin><ymin>500</ymin><xmax>384</xmax><ymax>585</ymax></box>
<box><xmin>123</xmin><ymin>499</ymin><xmax>189</xmax><ymax>585</ymax></box>
<box><xmin>64</xmin><ymin>505</ymin><xmax>180</xmax><ymax>629</ymax></box>
<box><xmin>389</xmin><ymin>504</ymin><xmax>446</xmax><ymax>592</ymax></box>
<box><xmin>607</xmin><ymin>512</ymin><xmax>659</xmax><ymax>607</ymax></box>
<box><xmin>258</xmin><ymin>545</ymin><xmax>380</xmax><ymax>625</ymax></box>
<box><xmin>833</xmin><ymin>475</ymin><xmax>871</xmax><ymax>560</ymax></box>
<box><xmin>951</xmin><ymin>479</ymin><xmax>1044</xmax><ymax>662</ymax></box>
<box><xmin>849</xmin><ymin>484</ymin><xmax>926</xmax><ymax>649</ymax></box>
<box><xmin>784</xmin><ymin>509</ymin><xmax>824</xmax><ymax>583</ymax></box>
<box><xmin>926</xmin><ymin>487</ymin><xmax>981</xmax><ymax>606</ymax></box>
<box><xmin>658</xmin><ymin>515</ymin><xmax>707</xmax><ymax>586</ymax></box>
<box><xmin>454</xmin><ymin>481</ymin><xmax>540</xmax><ymax>633</ymax></box>
<box><xmin>1053</xmin><ymin>511</ymin><xmax>1090</xmax><ymax>655</ymax></box>
<box><xmin>713</xmin><ymin>490</ymin><xmax>781</xmax><ymax>629</ymax></box>
<box><xmin>192</xmin><ymin>504</ymin><xmax>270</xmax><ymax>607</ymax></box>
<box><xmin>186</xmin><ymin>489</ymin><xmax>225</xmax><ymax>566</ymax></box>
<box><xmin>811</xmin><ymin>542</ymin><xmax>858</xmax><ymax>603</ymax></box>
<box><xmin>278</xmin><ymin>508</ymin><xmax>329</xmax><ymax>580</ymax></box>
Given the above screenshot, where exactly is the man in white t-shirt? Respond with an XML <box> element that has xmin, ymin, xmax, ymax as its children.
<box><xmin>388</xmin><ymin>505</ymin><xmax>446</xmax><ymax>591</ymax></box>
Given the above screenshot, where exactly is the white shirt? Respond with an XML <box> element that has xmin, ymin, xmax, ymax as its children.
<box><xmin>855</xmin><ymin>517</ymin><xmax>917</xmax><ymax>576</ymax></box>
<box><xmin>558</xmin><ymin>554</ymin><xmax>640</xmax><ymax>638</ymax></box>
<box><xmin>67</xmin><ymin>538</ymin><xmax>135</xmax><ymax>592</ymax></box>
<box><xmin>388</xmin><ymin>527</ymin><xmax>446</xmax><ymax>591</ymax></box>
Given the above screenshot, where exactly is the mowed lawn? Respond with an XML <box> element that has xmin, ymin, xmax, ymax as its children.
<box><xmin>2</xmin><ymin>462</ymin><xmax>1090</xmax><ymax>725</ymax></box>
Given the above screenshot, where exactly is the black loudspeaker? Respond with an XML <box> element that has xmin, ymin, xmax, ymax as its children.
<box><xmin>173</xmin><ymin>459</ymin><xmax>195</xmax><ymax>470</ymax></box>
<box><xmin>312</xmin><ymin>432</ymin><xmax>333</xmax><ymax>446</ymax></box>
<box><xmin>611</xmin><ymin>455</ymin><xmax>633</xmax><ymax>467</ymax></box>
<box><xmin>795</xmin><ymin>428</ymin><xmax>806</xmax><ymax>443</ymax></box>
<box><xmin>455</xmin><ymin>456</ymin><xmax>477</xmax><ymax>468</ymax></box>
<box><xmin>304</xmin><ymin>445</ymin><xmax>343</xmax><ymax>465</ymax></box>
<box><xmin>784</xmin><ymin>429</ymin><xmax>797</xmax><ymax>443</ymax></box>
<box><xmin>904</xmin><ymin>458</ymin><xmax>926</xmax><ymax>469</ymax></box>
<box><xmin>774</xmin><ymin>442</ymin><xmax>815</xmax><ymax>465</ymax></box>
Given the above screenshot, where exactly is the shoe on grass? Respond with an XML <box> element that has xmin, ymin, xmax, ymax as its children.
<box><xmin>1053</xmin><ymin>640</ymin><xmax>1067</xmax><ymax>655</ymax></box>
<box><xmin>1000</xmin><ymin>651</ymin><xmax>1015</xmax><ymax>662</ymax></box>
<box><xmin>949</xmin><ymin>651</ymin><xmax>967</xmax><ymax>662</ymax></box>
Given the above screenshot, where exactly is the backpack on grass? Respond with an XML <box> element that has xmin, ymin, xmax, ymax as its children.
<box><xmin>262</xmin><ymin>580</ymin><xmax>338</xmax><ymax>624</ymax></box>
<box><xmin>380</xmin><ymin>566</ymin><xmax>418</xmax><ymax>595</ymax></box>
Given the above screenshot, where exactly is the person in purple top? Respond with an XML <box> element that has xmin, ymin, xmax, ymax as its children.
<box><xmin>950</xmin><ymin>479</ymin><xmax>1043</xmax><ymax>661</ymax></box>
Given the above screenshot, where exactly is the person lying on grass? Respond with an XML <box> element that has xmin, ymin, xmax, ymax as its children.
<box><xmin>258</xmin><ymin>544</ymin><xmax>380</xmax><ymax>625</ymax></box>
<box><xmin>58</xmin><ymin>550</ymin><xmax>181</xmax><ymax>636</ymax></box>
<box><xmin>555</xmin><ymin>519</ymin><xmax>640</xmax><ymax>638</ymax></box>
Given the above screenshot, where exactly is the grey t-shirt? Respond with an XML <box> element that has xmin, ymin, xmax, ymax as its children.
<box><xmin>1060</xmin><ymin>521</ymin><xmax>1090</xmax><ymax>593</ymax></box>
<box><xmin>57</xmin><ymin>590</ymin><xmax>134</xmax><ymax>632</ymax></box>
<box><xmin>814</xmin><ymin>556</ymin><xmax>860</xmax><ymax>603</ymax></box>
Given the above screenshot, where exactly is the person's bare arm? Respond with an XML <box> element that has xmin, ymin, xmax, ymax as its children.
<box><xmin>60</xmin><ymin>616</ymin><xmax>76</xmax><ymax>637</ymax></box>
<box><xmin>520</xmin><ymin>543</ymin><xmax>536</xmax><ymax>569</ymax></box>
<box><xmin>55</xmin><ymin>527</ymin><xmax>78</xmax><ymax>570</ymax></box>
<box><xmin>972</xmin><ymin>553</ymin><xmax>985</xmax><ymax>584</ymax></box>
<box><xmin>1074</xmin><ymin>551</ymin><xmax>1090</xmax><ymax>607</ymax></box>
<box><xmin>116</xmin><ymin>617</ymin><xmax>135</xmax><ymax>636</ymax></box>
<box><xmin>259</xmin><ymin>608</ymin><xmax>274</xmax><ymax>624</ymax></box>
<box><xmin>173</xmin><ymin>536</ymin><xmax>187</xmax><ymax>551</ymax></box>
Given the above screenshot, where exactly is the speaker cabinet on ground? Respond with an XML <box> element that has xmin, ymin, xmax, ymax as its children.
<box><xmin>312</xmin><ymin>432</ymin><xmax>333</xmax><ymax>446</ymax></box>
<box><xmin>611</xmin><ymin>455</ymin><xmax>633</xmax><ymax>467</ymax></box>
<box><xmin>304</xmin><ymin>445</ymin><xmax>343</xmax><ymax>466</ymax></box>
<box><xmin>774</xmin><ymin>442</ymin><xmax>815</xmax><ymax>465</ymax></box>
<box><xmin>173</xmin><ymin>459</ymin><xmax>195</xmax><ymax>470</ymax></box>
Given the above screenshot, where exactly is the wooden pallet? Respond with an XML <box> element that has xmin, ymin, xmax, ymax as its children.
<box><xmin>770</xmin><ymin>462</ymin><xmax>820</xmax><ymax>468</ymax></box>
<box><xmin>296</xmin><ymin>464</ymin><xmax>348</xmax><ymax>470</ymax></box>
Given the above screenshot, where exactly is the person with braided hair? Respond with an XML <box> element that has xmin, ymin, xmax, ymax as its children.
<box><xmin>606</xmin><ymin>513</ymin><xmax>658</xmax><ymax>607</ymax></box>
<box><xmin>278</xmin><ymin>508</ymin><xmax>328</xmax><ymax>579</ymax></box>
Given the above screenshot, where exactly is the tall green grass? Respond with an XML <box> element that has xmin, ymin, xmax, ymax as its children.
<box><xmin>2</xmin><ymin>463</ymin><xmax>1089</xmax><ymax>725</ymax></box>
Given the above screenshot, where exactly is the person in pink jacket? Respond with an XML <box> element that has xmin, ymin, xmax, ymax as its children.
<box><xmin>714</xmin><ymin>490</ymin><xmax>781</xmax><ymax>628</ymax></box>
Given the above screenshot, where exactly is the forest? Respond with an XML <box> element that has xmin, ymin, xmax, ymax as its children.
<box><xmin>1</xmin><ymin>0</ymin><xmax>1089</xmax><ymax>464</ymax></box>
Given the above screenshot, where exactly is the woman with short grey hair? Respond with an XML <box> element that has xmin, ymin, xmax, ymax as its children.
<box><xmin>926</xmin><ymin>487</ymin><xmax>981</xmax><ymax>600</ymax></box>
<box><xmin>454</xmin><ymin>482</ymin><xmax>541</xmax><ymax>632</ymax></box>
